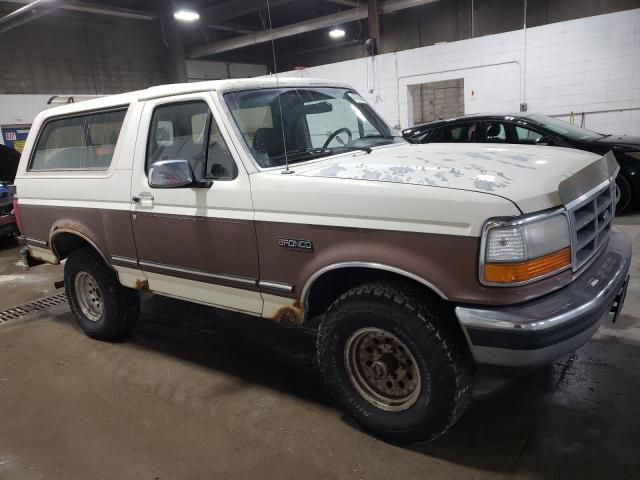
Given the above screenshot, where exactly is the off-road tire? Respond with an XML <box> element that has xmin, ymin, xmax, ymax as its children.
<box><xmin>65</xmin><ymin>247</ymin><xmax>140</xmax><ymax>340</ymax></box>
<box><xmin>317</xmin><ymin>282</ymin><xmax>475</xmax><ymax>443</ymax></box>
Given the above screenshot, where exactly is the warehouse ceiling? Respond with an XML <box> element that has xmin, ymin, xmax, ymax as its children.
<box><xmin>0</xmin><ymin>0</ymin><xmax>439</xmax><ymax>69</ymax></box>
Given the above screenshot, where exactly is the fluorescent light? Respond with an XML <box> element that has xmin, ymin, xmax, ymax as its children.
<box><xmin>329</xmin><ymin>28</ymin><xmax>345</xmax><ymax>39</ymax></box>
<box><xmin>174</xmin><ymin>9</ymin><xmax>200</xmax><ymax>22</ymax></box>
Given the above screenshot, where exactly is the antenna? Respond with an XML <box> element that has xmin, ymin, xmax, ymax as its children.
<box><xmin>265</xmin><ymin>0</ymin><xmax>292</xmax><ymax>174</ymax></box>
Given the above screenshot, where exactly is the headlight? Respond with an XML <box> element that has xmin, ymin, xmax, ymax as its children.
<box><xmin>481</xmin><ymin>212</ymin><xmax>571</xmax><ymax>285</ymax></box>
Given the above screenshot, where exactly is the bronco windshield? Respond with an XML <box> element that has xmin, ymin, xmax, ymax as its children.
<box><xmin>224</xmin><ymin>87</ymin><xmax>403</xmax><ymax>168</ymax></box>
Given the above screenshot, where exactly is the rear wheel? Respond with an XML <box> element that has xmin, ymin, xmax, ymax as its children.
<box><xmin>317</xmin><ymin>282</ymin><xmax>475</xmax><ymax>443</ymax></box>
<box><xmin>65</xmin><ymin>247</ymin><xmax>140</xmax><ymax>340</ymax></box>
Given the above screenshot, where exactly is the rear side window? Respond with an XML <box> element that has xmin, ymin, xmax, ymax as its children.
<box><xmin>30</xmin><ymin>108</ymin><xmax>127</xmax><ymax>171</ymax></box>
<box><xmin>515</xmin><ymin>126</ymin><xmax>544</xmax><ymax>144</ymax></box>
<box><xmin>485</xmin><ymin>122</ymin><xmax>508</xmax><ymax>143</ymax></box>
<box><xmin>430</xmin><ymin>123</ymin><xmax>477</xmax><ymax>143</ymax></box>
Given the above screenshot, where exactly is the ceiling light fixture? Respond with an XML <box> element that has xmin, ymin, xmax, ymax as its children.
<box><xmin>174</xmin><ymin>9</ymin><xmax>200</xmax><ymax>22</ymax></box>
<box><xmin>329</xmin><ymin>27</ymin><xmax>345</xmax><ymax>39</ymax></box>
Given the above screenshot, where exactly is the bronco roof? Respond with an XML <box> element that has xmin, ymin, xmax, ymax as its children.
<box><xmin>36</xmin><ymin>77</ymin><xmax>350</xmax><ymax>120</ymax></box>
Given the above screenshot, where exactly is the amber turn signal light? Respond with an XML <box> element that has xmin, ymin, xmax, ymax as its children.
<box><xmin>484</xmin><ymin>247</ymin><xmax>571</xmax><ymax>284</ymax></box>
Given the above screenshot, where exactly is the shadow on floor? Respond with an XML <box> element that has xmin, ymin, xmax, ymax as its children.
<box><xmin>0</xmin><ymin>235</ymin><xmax>18</xmax><ymax>251</ymax></box>
<box><xmin>50</xmin><ymin>293</ymin><xmax>640</xmax><ymax>478</ymax></box>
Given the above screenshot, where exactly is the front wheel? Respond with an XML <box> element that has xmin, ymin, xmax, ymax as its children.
<box><xmin>317</xmin><ymin>283</ymin><xmax>475</xmax><ymax>443</ymax></box>
<box><xmin>65</xmin><ymin>247</ymin><xmax>140</xmax><ymax>340</ymax></box>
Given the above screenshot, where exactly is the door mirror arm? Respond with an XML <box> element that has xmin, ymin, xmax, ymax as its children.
<box><xmin>192</xmin><ymin>179</ymin><xmax>213</xmax><ymax>188</ymax></box>
<box><xmin>148</xmin><ymin>159</ymin><xmax>213</xmax><ymax>189</ymax></box>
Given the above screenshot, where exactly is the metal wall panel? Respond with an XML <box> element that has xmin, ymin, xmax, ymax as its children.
<box><xmin>0</xmin><ymin>12</ymin><xmax>168</xmax><ymax>94</ymax></box>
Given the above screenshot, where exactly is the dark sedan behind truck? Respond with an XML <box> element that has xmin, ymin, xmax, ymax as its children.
<box><xmin>402</xmin><ymin>114</ymin><xmax>640</xmax><ymax>213</ymax></box>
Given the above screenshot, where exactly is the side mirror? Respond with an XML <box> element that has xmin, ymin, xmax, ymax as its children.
<box><xmin>148</xmin><ymin>160</ymin><xmax>212</xmax><ymax>189</ymax></box>
<box><xmin>536</xmin><ymin>136</ymin><xmax>553</xmax><ymax>146</ymax></box>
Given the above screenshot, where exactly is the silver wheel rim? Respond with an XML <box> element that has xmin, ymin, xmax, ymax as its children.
<box><xmin>615</xmin><ymin>183</ymin><xmax>621</xmax><ymax>204</ymax></box>
<box><xmin>345</xmin><ymin>327</ymin><xmax>422</xmax><ymax>412</ymax></box>
<box><xmin>74</xmin><ymin>271</ymin><xmax>103</xmax><ymax>322</ymax></box>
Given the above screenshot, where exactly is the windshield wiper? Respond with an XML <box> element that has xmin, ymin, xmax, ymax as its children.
<box><xmin>269</xmin><ymin>145</ymin><xmax>371</xmax><ymax>162</ymax></box>
<box><xmin>361</xmin><ymin>134</ymin><xmax>403</xmax><ymax>140</ymax></box>
<box><xmin>268</xmin><ymin>148</ymin><xmax>333</xmax><ymax>162</ymax></box>
<box><xmin>328</xmin><ymin>145</ymin><xmax>372</xmax><ymax>154</ymax></box>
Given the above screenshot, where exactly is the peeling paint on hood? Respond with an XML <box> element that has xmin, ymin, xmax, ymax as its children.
<box><xmin>294</xmin><ymin>143</ymin><xmax>604</xmax><ymax>213</ymax></box>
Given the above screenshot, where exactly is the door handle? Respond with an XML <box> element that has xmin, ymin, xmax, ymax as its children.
<box><xmin>132</xmin><ymin>192</ymin><xmax>154</xmax><ymax>208</ymax></box>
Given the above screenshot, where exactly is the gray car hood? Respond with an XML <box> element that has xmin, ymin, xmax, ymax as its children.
<box><xmin>294</xmin><ymin>143</ymin><xmax>610</xmax><ymax>213</ymax></box>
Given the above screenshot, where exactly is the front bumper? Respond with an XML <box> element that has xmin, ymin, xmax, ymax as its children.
<box><xmin>456</xmin><ymin>227</ymin><xmax>632</xmax><ymax>367</ymax></box>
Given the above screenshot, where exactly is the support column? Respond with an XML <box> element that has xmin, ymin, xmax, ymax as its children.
<box><xmin>166</xmin><ymin>19</ymin><xmax>188</xmax><ymax>83</ymax></box>
<box><xmin>367</xmin><ymin>0</ymin><xmax>380</xmax><ymax>54</ymax></box>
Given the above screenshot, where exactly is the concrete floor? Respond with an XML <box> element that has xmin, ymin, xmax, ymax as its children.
<box><xmin>0</xmin><ymin>215</ymin><xmax>639</xmax><ymax>480</ymax></box>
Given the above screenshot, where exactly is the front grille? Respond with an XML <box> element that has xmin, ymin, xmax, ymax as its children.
<box><xmin>568</xmin><ymin>180</ymin><xmax>615</xmax><ymax>270</ymax></box>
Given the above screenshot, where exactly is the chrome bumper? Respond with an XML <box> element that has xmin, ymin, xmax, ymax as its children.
<box><xmin>456</xmin><ymin>227</ymin><xmax>632</xmax><ymax>367</ymax></box>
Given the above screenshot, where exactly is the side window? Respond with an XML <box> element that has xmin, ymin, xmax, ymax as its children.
<box><xmin>430</xmin><ymin>123</ymin><xmax>477</xmax><ymax>143</ymax></box>
<box><xmin>515</xmin><ymin>126</ymin><xmax>544</xmax><ymax>144</ymax></box>
<box><xmin>146</xmin><ymin>101</ymin><xmax>237</xmax><ymax>181</ymax></box>
<box><xmin>30</xmin><ymin>108</ymin><xmax>127</xmax><ymax>171</ymax></box>
<box><xmin>485</xmin><ymin>122</ymin><xmax>507</xmax><ymax>143</ymax></box>
<box><xmin>206</xmin><ymin>118</ymin><xmax>238</xmax><ymax>180</ymax></box>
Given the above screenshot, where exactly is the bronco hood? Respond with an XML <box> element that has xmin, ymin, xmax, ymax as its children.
<box><xmin>294</xmin><ymin>143</ymin><xmax>616</xmax><ymax>213</ymax></box>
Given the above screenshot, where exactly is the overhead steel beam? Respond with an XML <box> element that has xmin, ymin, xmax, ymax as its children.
<box><xmin>191</xmin><ymin>4</ymin><xmax>368</xmax><ymax>58</ymax></box>
<box><xmin>208</xmin><ymin>23</ymin><xmax>254</xmax><ymax>35</ymax></box>
<box><xmin>380</xmin><ymin>0</ymin><xmax>438</xmax><ymax>14</ymax></box>
<box><xmin>0</xmin><ymin>0</ymin><xmax>69</xmax><ymax>34</ymax></box>
<box><xmin>62</xmin><ymin>1</ymin><xmax>155</xmax><ymax>20</ymax></box>
<box><xmin>201</xmin><ymin>0</ymin><xmax>290</xmax><ymax>24</ymax></box>
<box><xmin>190</xmin><ymin>0</ymin><xmax>439</xmax><ymax>58</ymax></box>
<box><xmin>1</xmin><ymin>0</ymin><xmax>155</xmax><ymax>20</ymax></box>
<box><xmin>322</xmin><ymin>0</ymin><xmax>360</xmax><ymax>6</ymax></box>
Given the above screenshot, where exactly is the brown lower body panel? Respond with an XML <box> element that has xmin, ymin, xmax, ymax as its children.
<box><xmin>19</xmin><ymin>204</ymin><xmax>137</xmax><ymax>260</ymax></box>
<box><xmin>254</xmin><ymin>221</ymin><xmax>576</xmax><ymax>306</ymax></box>
<box><xmin>18</xmin><ymin>203</ymin><xmax>571</xmax><ymax>308</ymax></box>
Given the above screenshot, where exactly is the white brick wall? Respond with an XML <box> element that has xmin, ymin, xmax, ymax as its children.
<box><xmin>281</xmin><ymin>8</ymin><xmax>640</xmax><ymax>135</ymax></box>
<box><xmin>0</xmin><ymin>95</ymin><xmax>53</xmax><ymax>127</ymax></box>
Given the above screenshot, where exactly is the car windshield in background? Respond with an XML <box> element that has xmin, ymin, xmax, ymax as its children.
<box><xmin>224</xmin><ymin>87</ymin><xmax>403</xmax><ymax>168</ymax></box>
<box><xmin>527</xmin><ymin>114</ymin><xmax>604</xmax><ymax>142</ymax></box>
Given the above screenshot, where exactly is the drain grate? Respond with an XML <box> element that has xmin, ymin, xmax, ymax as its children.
<box><xmin>0</xmin><ymin>292</ymin><xmax>68</xmax><ymax>324</ymax></box>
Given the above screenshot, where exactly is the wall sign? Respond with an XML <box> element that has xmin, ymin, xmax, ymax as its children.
<box><xmin>1</xmin><ymin>125</ymin><xmax>30</xmax><ymax>153</ymax></box>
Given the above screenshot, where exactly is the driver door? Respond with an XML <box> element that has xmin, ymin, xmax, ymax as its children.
<box><xmin>130</xmin><ymin>92</ymin><xmax>261</xmax><ymax>314</ymax></box>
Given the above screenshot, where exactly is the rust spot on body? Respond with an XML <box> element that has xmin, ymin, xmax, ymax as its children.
<box><xmin>52</xmin><ymin>220</ymin><xmax>92</xmax><ymax>239</ymax></box>
<box><xmin>271</xmin><ymin>300</ymin><xmax>303</xmax><ymax>326</ymax></box>
<box><xmin>134</xmin><ymin>278</ymin><xmax>149</xmax><ymax>291</ymax></box>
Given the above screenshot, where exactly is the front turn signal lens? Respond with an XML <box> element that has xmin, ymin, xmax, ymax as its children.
<box><xmin>484</xmin><ymin>247</ymin><xmax>571</xmax><ymax>284</ymax></box>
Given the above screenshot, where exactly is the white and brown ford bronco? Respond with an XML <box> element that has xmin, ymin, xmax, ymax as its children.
<box><xmin>12</xmin><ymin>78</ymin><xmax>632</xmax><ymax>442</ymax></box>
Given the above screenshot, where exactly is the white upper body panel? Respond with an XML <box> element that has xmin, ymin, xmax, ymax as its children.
<box><xmin>249</xmin><ymin>165</ymin><xmax>519</xmax><ymax>237</ymax></box>
<box><xmin>286</xmin><ymin>142</ymin><xmax>603</xmax><ymax>214</ymax></box>
<box><xmin>14</xmin><ymin>78</ymin><xmax>607</xmax><ymax>238</ymax></box>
